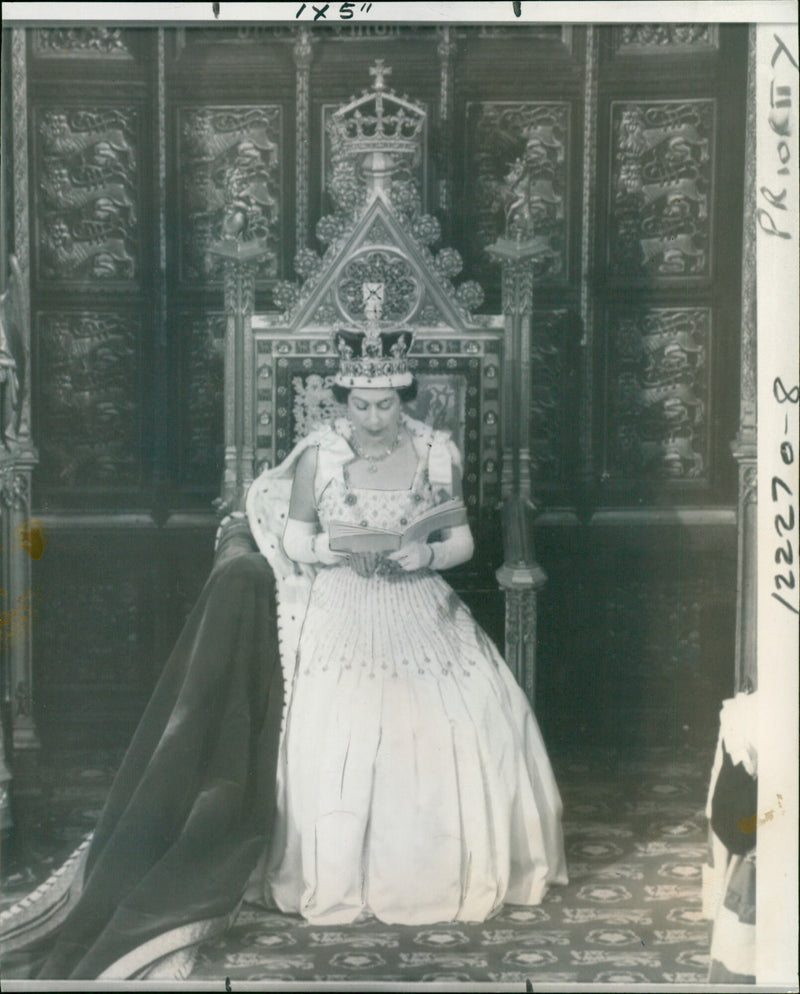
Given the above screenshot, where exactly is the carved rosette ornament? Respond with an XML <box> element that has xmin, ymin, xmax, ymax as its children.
<box><xmin>336</xmin><ymin>250</ymin><xmax>420</xmax><ymax>324</ymax></box>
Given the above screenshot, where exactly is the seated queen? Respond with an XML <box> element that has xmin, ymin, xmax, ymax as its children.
<box><xmin>244</xmin><ymin>324</ymin><xmax>568</xmax><ymax>925</ymax></box>
<box><xmin>7</xmin><ymin>324</ymin><xmax>567</xmax><ymax>979</ymax></box>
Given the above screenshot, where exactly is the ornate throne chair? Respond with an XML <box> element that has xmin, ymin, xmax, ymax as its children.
<box><xmin>211</xmin><ymin>61</ymin><xmax>546</xmax><ymax>704</ymax></box>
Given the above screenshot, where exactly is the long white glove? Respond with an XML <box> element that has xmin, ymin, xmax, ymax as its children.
<box><xmin>429</xmin><ymin>524</ymin><xmax>475</xmax><ymax>570</ymax></box>
<box><xmin>282</xmin><ymin>518</ymin><xmax>342</xmax><ymax>566</ymax></box>
<box><xmin>387</xmin><ymin>525</ymin><xmax>475</xmax><ymax>573</ymax></box>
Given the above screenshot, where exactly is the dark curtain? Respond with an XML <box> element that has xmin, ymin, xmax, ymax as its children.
<box><xmin>34</xmin><ymin>525</ymin><xmax>283</xmax><ymax>979</ymax></box>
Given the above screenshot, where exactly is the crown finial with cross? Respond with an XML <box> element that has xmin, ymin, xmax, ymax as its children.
<box><xmin>327</xmin><ymin>62</ymin><xmax>425</xmax><ymax>166</ymax></box>
<box><xmin>369</xmin><ymin>59</ymin><xmax>391</xmax><ymax>91</ymax></box>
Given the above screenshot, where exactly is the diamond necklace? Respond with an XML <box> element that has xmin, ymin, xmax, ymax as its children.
<box><xmin>350</xmin><ymin>425</ymin><xmax>403</xmax><ymax>474</ymax></box>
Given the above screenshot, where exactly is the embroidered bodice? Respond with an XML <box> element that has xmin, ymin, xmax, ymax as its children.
<box><xmin>310</xmin><ymin>415</ymin><xmax>457</xmax><ymax>536</ymax></box>
<box><xmin>316</xmin><ymin>456</ymin><xmax>438</xmax><ymax>535</ymax></box>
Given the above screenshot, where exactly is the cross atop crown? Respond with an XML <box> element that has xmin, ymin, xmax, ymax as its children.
<box><xmin>369</xmin><ymin>59</ymin><xmax>391</xmax><ymax>91</ymax></box>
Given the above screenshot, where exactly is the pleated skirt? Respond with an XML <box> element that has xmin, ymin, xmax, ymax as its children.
<box><xmin>265</xmin><ymin>565</ymin><xmax>568</xmax><ymax>925</ymax></box>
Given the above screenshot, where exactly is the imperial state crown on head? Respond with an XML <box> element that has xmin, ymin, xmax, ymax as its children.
<box><xmin>332</xmin><ymin>322</ymin><xmax>414</xmax><ymax>389</ymax></box>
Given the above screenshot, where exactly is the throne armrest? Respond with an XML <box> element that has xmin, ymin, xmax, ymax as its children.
<box><xmin>213</xmin><ymin>513</ymin><xmax>258</xmax><ymax>569</ymax></box>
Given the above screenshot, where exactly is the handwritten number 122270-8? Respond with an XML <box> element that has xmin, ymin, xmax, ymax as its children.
<box><xmin>772</xmin><ymin>377</ymin><xmax>799</xmax><ymax>616</ymax></box>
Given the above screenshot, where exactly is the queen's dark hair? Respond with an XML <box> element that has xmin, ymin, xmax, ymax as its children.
<box><xmin>332</xmin><ymin>377</ymin><xmax>418</xmax><ymax>406</ymax></box>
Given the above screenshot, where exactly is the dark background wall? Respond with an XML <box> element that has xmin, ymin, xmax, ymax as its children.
<box><xmin>4</xmin><ymin>23</ymin><xmax>745</xmax><ymax>752</ymax></box>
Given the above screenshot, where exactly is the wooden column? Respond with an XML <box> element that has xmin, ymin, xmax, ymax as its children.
<box><xmin>208</xmin><ymin>233</ymin><xmax>267</xmax><ymax>516</ymax></box>
<box><xmin>487</xmin><ymin>237</ymin><xmax>547</xmax><ymax>707</ymax></box>
<box><xmin>293</xmin><ymin>28</ymin><xmax>314</xmax><ymax>252</ymax></box>
<box><xmin>578</xmin><ymin>25</ymin><xmax>599</xmax><ymax>482</ymax></box>
<box><xmin>436</xmin><ymin>25</ymin><xmax>456</xmax><ymax>224</ymax></box>
<box><xmin>1</xmin><ymin>33</ymin><xmax>39</xmax><ymax>764</ymax></box>
<box><xmin>731</xmin><ymin>26</ymin><xmax>758</xmax><ymax>693</ymax></box>
<box><xmin>1</xmin><ymin>454</ymin><xmax>38</xmax><ymax>755</ymax></box>
<box><xmin>0</xmin><ymin>32</ymin><xmax>40</xmax><ymax>824</ymax></box>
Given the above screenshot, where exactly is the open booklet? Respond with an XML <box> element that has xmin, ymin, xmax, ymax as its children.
<box><xmin>328</xmin><ymin>499</ymin><xmax>468</xmax><ymax>554</ymax></box>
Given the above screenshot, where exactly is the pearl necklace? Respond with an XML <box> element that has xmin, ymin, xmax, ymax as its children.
<box><xmin>350</xmin><ymin>425</ymin><xmax>403</xmax><ymax>473</ymax></box>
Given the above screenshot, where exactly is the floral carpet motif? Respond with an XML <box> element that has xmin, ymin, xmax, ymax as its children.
<box><xmin>1</xmin><ymin>745</ymin><xmax>715</xmax><ymax>986</ymax></box>
<box><xmin>188</xmin><ymin>746</ymin><xmax>713</xmax><ymax>986</ymax></box>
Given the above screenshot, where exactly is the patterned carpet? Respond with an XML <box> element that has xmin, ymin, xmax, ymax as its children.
<box><xmin>1</xmin><ymin>743</ymin><xmax>716</xmax><ymax>985</ymax></box>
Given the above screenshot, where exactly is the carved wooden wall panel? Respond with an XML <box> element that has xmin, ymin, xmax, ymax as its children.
<box><xmin>608</xmin><ymin>100</ymin><xmax>715</xmax><ymax>281</ymax></box>
<box><xmin>9</xmin><ymin>24</ymin><xmax>747</xmax><ymax>749</ymax></box>
<box><xmin>34</xmin><ymin>311</ymin><xmax>143</xmax><ymax>490</ymax></box>
<box><xmin>529</xmin><ymin>311</ymin><xmax>576</xmax><ymax>488</ymax></box>
<box><xmin>466</xmin><ymin>102</ymin><xmax>570</xmax><ymax>287</ymax></box>
<box><xmin>612</xmin><ymin>24</ymin><xmax>719</xmax><ymax>55</ymax></box>
<box><xmin>594</xmin><ymin>23</ymin><xmax>746</xmax><ymax>507</ymax></box>
<box><xmin>23</xmin><ymin>26</ymin><xmax>156</xmax><ymax>517</ymax></box>
<box><xmin>163</xmin><ymin>33</ymin><xmax>294</xmax><ymax>507</ymax></box>
<box><xmin>605</xmin><ymin>308</ymin><xmax>711</xmax><ymax>482</ymax></box>
<box><xmin>177</xmin><ymin>312</ymin><xmax>225</xmax><ymax>490</ymax></box>
<box><xmin>178</xmin><ymin>105</ymin><xmax>283</xmax><ymax>285</ymax></box>
<box><xmin>31</xmin><ymin>28</ymin><xmax>139</xmax><ymax>60</ymax></box>
<box><xmin>453</xmin><ymin>25</ymin><xmax>579</xmax><ymax>73</ymax></box>
<box><xmin>17</xmin><ymin>23</ymin><xmax>746</xmax><ymax>513</ymax></box>
<box><xmin>34</xmin><ymin>107</ymin><xmax>141</xmax><ymax>285</ymax></box>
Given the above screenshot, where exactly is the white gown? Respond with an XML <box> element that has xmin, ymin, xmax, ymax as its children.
<box><xmin>248</xmin><ymin>417</ymin><xmax>567</xmax><ymax>926</ymax></box>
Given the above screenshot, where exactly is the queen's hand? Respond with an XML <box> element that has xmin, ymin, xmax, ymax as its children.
<box><xmin>387</xmin><ymin>542</ymin><xmax>434</xmax><ymax>572</ymax></box>
<box><xmin>345</xmin><ymin>551</ymin><xmax>383</xmax><ymax>577</ymax></box>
